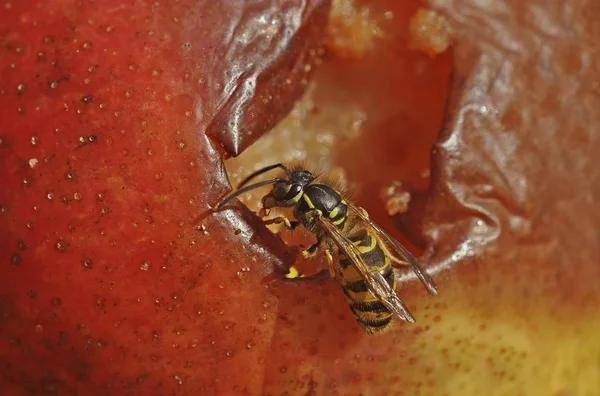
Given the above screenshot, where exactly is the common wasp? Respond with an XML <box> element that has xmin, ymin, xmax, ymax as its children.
<box><xmin>217</xmin><ymin>163</ymin><xmax>438</xmax><ymax>334</ymax></box>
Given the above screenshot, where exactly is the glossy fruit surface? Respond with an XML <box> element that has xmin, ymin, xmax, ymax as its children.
<box><xmin>2</xmin><ymin>0</ymin><xmax>599</xmax><ymax>395</ymax></box>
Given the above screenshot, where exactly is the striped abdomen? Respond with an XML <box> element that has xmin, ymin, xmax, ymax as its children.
<box><xmin>339</xmin><ymin>231</ymin><xmax>395</xmax><ymax>334</ymax></box>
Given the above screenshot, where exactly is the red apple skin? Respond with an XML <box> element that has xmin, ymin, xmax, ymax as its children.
<box><xmin>0</xmin><ymin>1</ymin><xmax>328</xmax><ymax>394</ymax></box>
<box><xmin>3</xmin><ymin>1</ymin><xmax>600</xmax><ymax>396</ymax></box>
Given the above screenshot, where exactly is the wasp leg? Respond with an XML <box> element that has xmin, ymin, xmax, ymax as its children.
<box><xmin>258</xmin><ymin>207</ymin><xmax>271</xmax><ymax>218</ymax></box>
<box><xmin>378</xmin><ymin>238</ymin><xmax>410</xmax><ymax>267</ymax></box>
<box><xmin>263</xmin><ymin>216</ymin><xmax>299</xmax><ymax>230</ymax></box>
<box><xmin>301</xmin><ymin>237</ymin><xmax>323</xmax><ymax>260</ymax></box>
<box><xmin>283</xmin><ymin>267</ymin><xmax>330</xmax><ymax>281</ymax></box>
<box><xmin>389</xmin><ymin>255</ymin><xmax>409</xmax><ymax>266</ymax></box>
<box><xmin>321</xmin><ymin>238</ymin><xmax>342</xmax><ymax>282</ymax></box>
<box><xmin>325</xmin><ymin>249</ymin><xmax>337</xmax><ymax>280</ymax></box>
<box><xmin>286</xmin><ymin>237</ymin><xmax>339</xmax><ymax>281</ymax></box>
<box><xmin>357</xmin><ymin>206</ymin><xmax>369</xmax><ymax>218</ymax></box>
<box><xmin>285</xmin><ymin>265</ymin><xmax>305</xmax><ymax>279</ymax></box>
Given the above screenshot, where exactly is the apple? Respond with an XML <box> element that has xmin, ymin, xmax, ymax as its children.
<box><xmin>2</xmin><ymin>0</ymin><xmax>598</xmax><ymax>395</ymax></box>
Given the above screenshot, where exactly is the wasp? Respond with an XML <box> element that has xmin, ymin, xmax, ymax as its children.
<box><xmin>216</xmin><ymin>163</ymin><xmax>438</xmax><ymax>334</ymax></box>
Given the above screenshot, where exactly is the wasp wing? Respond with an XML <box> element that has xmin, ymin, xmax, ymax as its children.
<box><xmin>315</xmin><ymin>215</ymin><xmax>416</xmax><ymax>323</ymax></box>
<box><xmin>345</xmin><ymin>201</ymin><xmax>438</xmax><ymax>296</ymax></box>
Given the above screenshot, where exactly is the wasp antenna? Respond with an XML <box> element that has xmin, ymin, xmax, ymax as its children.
<box><xmin>217</xmin><ymin>178</ymin><xmax>284</xmax><ymax>209</ymax></box>
<box><xmin>237</xmin><ymin>163</ymin><xmax>291</xmax><ymax>188</ymax></box>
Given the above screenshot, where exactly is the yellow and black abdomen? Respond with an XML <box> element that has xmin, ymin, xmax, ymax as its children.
<box><xmin>339</xmin><ymin>231</ymin><xmax>395</xmax><ymax>334</ymax></box>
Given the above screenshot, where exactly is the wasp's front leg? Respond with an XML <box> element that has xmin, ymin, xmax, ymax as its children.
<box><xmin>262</xmin><ymin>216</ymin><xmax>299</xmax><ymax>230</ymax></box>
<box><xmin>259</xmin><ymin>194</ymin><xmax>278</xmax><ymax>218</ymax></box>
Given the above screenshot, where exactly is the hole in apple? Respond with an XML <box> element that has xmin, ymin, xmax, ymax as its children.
<box><xmin>220</xmin><ymin>1</ymin><xmax>453</xmax><ymax>278</ymax></box>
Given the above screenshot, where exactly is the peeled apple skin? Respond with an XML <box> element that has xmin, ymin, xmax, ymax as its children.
<box><xmin>2</xmin><ymin>1</ymin><xmax>600</xmax><ymax>395</ymax></box>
